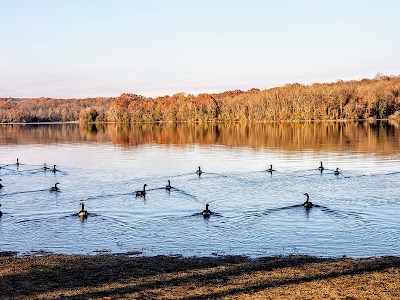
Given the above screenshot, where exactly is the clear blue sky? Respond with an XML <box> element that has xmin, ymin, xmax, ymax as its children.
<box><xmin>1</xmin><ymin>0</ymin><xmax>399</xmax><ymax>98</ymax></box>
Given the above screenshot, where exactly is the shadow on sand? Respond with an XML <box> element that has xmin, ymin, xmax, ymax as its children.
<box><xmin>0</xmin><ymin>253</ymin><xmax>399</xmax><ymax>299</ymax></box>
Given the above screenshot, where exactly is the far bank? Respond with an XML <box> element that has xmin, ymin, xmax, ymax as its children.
<box><xmin>1</xmin><ymin>76</ymin><xmax>400</xmax><ymax>123</ymax></box>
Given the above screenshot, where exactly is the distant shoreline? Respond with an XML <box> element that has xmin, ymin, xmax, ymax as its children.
<box><xmin>0</xmin><ymin>118</ymin><xmax>396</xmax><ymax>125</ymax></box>
<box><xmin>2</xmin><ymin>76</ymin><xmax>400</xmax><ymax>123</ymax></box>
<box><xmin>1</xmin><ymin>252</ymin><xmax>398</xmax><ymax>299</ymax></box>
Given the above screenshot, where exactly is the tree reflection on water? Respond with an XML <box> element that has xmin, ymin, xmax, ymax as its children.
<box><xmin>1</xmin><ymin>120</ymin><xmax>400</xmax><ymax>155</ymax></box>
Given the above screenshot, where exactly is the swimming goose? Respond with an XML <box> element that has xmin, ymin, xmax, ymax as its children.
<box><xmin>78</xmin><ymin>203</ymin><xmax>88</xmax><ymax>218</ymax></box>
<box><xmin>0</xmin><ymin>204</ymin><xmax>2</xmax><ymax>217</ymax></box>
<box><xmin>0</xmin><ymin>178</ymin><xmax>3</xmax><ymax>188</ymax></box>
<box><xmin>196</xmin><ymin>166</ymin><xmax>202</xmax><ymax>176</ymax></box>
<box><xmin>202</xmin><ymin>204</ymin><xmax>212</xmax><ymax>217</ymax></box>
<box><xmin>16</xmin><ymin>158</ymin><xmax>20</xmax><ymax>166</ymax></box>
<box><xmin>303</xmin><ymin>193</ymin><xmax>313</xmax><ymax>208</ymax></box>
<box><xmin>136</xmin><ymin>184</ymin><xmax>147</xmax><ymax>197</ymax></box>
<box><xmin>267</xmin><ymin>165</ymin><xmax>275</xmax><ymax>173</ymax></box>
<box><xmin>51</xmin><ymin>165</ymin><xmax>57</xmax><ymax>173</ymax></box>
<box><xmin>50</xmin><ymin>182</ymin><xmax>60</xmax><ymax>192</ymax></box>
<box><xmin>318</xmin><ymin>161</ymin><xmax>324</xmax><ymax>171</ymax></box>
<box><xmin>43</xmin><ymin>163</ymin><xmax>50</xmax><ymax>170</ymax></box>
<box><xmin>165</xmin><ymin>180</ymin><xmax>172</xmax><ymax>191</ymax></box>
<box><xmin>334</xmin><ymin>167</ymin><xmax>340</xmax><ymax>175</ymax></box>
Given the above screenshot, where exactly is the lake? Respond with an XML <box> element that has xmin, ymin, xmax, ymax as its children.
<box><xmin>0</xmin><ymin>121</ymin><xmax>399</xmax><ymax>257</ymax></box>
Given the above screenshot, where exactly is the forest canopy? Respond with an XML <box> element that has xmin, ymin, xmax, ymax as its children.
<box><xmin>1</xmin><ymin>75</ymin><xmax>400</xmax><ymax>123</ymax></box>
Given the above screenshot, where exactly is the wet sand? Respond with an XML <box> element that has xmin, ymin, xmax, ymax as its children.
<box><xmin>0</xmin><ymin>252</ymin><xmax>399</xmax><ymax>299</ymax></box>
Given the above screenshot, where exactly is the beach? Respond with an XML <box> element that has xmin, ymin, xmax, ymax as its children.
<box><xmin>0</xmin><ymin>252</ymin><xmax>399</xmax><ymax>299</ymax></box>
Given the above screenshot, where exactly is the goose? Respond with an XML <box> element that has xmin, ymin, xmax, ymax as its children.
<box><xmin>318</xmin><ymin>161</ymin><xmax>324</xmax><ymax>171</ymax></box>
<box><xmin>165</xmin><ymin>180</ymin><xmax>172</xmax><ymax>191</ymax></box>
<box><xmin>0</xmin><ymin>204</ymin><xmax>2</xmax><ymax>217</ymax></box>
<box><xmin>196</xmin><ymin>166</ymin><xmax>202</xmax><ymax>176</ymax></box>
<box><xmin>267</xmin><ymin>165</ymin><xmax>275</xmax><ymax>173</ymax></box>
<box><xmin>202</xmin><ymin>204</ymin><xmax>212</xmax><ymax>217</ymax></box>
<box><xmin>50</xmin><ymin>182</ymin><xmax>60</xmax><ymax>192</ymax></box>
<box><xmin>303</xmin><ymin>193</ymin><xmax>313</xmax><ymax>208</ymax></box>
<box><xmin>51</xmin><ymin>165</ymin><xmax>57</xmax><ymax>173</ymax></box>
<box><xmin>43</xmin><ymin>163</ymin><xmax>50</xmax><ymax>170</ymax></box>
<box><xmin>16</xmin><ymin>158</ymin><xmax>20</xmax><ymax>166</ymax></box>
<box><xmin>0</xmin><ymin>178</ymin><xmax>3</xmax><ymax>188</ymax></box>
<box><xmin>136</xmin><ymin>184</ymin><xmax>147</xmax><ymax>197</ymax></box>
<box><xmin>78</xmin><ymin>203</ymin><xmax>88</xmax><ymax>218</ymax></box>
<box><xmin>334</xmin><ymin>167</ymin><xmax>340</xmax><ymax>175</ymax></box>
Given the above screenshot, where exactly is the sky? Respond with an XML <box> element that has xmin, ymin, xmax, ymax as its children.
<box><xmin>1</xmin><ymin>0</ymin><xmax>399</xmax><ymax>98</ymax></box>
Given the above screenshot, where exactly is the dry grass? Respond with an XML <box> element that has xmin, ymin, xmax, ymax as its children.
<box><xmin>0</xmin><ymin>253</ymin><xmax>399</xmax><ymax>299</ymax></box>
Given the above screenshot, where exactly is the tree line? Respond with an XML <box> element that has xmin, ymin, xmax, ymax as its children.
<box><xmin>1</xmin><ymin>75</ymin><xmax>400</xmax><ymax>123</ymax></box>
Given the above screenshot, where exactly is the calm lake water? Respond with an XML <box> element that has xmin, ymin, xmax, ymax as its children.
<box><xmin>0</xmin><ymin>121</ymin><xmax>399</xmax><ymax>257</ymax></box>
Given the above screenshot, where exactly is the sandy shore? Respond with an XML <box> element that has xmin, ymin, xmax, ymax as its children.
<box><xmin>0</xmin><ymin>252</ymin><xmax>399</xmax><ymax>300</ymax></box>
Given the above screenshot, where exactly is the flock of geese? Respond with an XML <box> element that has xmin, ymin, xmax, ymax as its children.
<box><xmin>0</xmin><ymin>159</ymin><xmax>89</xmax><ymax>219</ymax></box>
<box><xmin>132</xmin><ymin>162</ymin><xmax>340</xmax><ymax>215</ymax></box>
<box><xmin>0</xmin><ymin>160</ymin><xmax>342</xmax><ymax>219</ymax></box>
